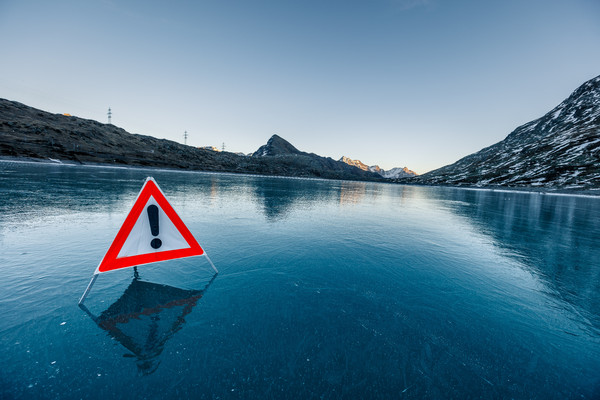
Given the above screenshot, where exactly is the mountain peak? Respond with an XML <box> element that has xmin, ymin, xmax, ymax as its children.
<box><xmin>380</xmin><ymin>166</ymin><xmax>418</xmax><ymax>179</ymax></box>
<box><xmin>252</xmin><ymin>134</ymin><xmax>303</xmax><ymax>157</ymax></box>
<box><xmin>338</xmin><ymin>156</ymin><xmax>370</xmax><ymax>171</ymax></box>
<box><xmin>339</xmin><ymin>155</ymin><xmax>418</xmax><ymax>178</ymax></box>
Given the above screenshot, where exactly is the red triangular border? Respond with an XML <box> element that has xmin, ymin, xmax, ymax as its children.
<box><xmin>96</xmin><ymin>178</ymin><xmax>204</xmax><ymax>274</ymax></box>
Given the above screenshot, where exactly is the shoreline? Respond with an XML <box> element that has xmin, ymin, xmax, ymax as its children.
<box><xmin>3</xmin><ymin>155</ymin><xmax>600</xmax><ymax>198</ymax></box>
<box><xmin>0</xmin><ymin>155</ymin><xmax>370</xmax><ymax>184</ymax></box>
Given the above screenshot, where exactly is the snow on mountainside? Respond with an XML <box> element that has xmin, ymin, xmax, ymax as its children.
<box><xmin>339</xmin><ymin>156</ymin><xmax>370</xmax><ymax>171</ymax></box>
<box><xmin>368</xmin><ymin>165</ymin><xmax>383</xmax><ymax>174</ymax></box>
<box><xmin>419</xmin><ymin>75</ymin><xmax>600</xmax><ymax>189</ymax></box>
<box><xmin>380</xmin><ymin>167</ymin><xmax>418</xmax><ymax>179</ymax></box>
<box><xmin>339</xmin><ymin>156</ymin><xmax>418</xmax><ymax>179</ymax></box>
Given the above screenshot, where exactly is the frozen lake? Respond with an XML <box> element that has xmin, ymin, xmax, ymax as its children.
<box><xmin>1</xmin><ymin>161</ymin><xmax>599</xmax><ymax>399</ymax></box>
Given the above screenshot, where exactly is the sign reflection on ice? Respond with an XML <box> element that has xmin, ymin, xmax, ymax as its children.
<box><xmin>79</xmin><ymin>273</ymin><xmax>216</xmax><ymax>375</ymax></box>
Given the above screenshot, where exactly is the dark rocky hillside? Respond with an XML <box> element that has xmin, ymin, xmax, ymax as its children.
<box><xmin>413</xmin><ymin>75</ymin><xmax>600</xmax><ymax>189</ymax></box>
<box><xmin>0</xmin><ymin>99</ymin><xmax>381</xmax><ymax>181</ymax></box>
<box><xmin>252</xmin><ymin>134</ymin><xmax>304</xmax><ymax>157</ymax></box>
<box><xmin>250</xmin><ymin>134</ymin><xmax>383</xmax><ymax>181</ymax></box>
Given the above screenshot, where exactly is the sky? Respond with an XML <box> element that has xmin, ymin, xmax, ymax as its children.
<box><xmin>1</xmin><ymin>0</ymin><xmax>599</xmax><ymax>174</ymax></box>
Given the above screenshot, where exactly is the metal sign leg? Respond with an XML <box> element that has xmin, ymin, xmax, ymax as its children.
<box><xmin>78</xmin><ymin>274</ymin><xmax>98</xmax><ymax>305</ymax></box>
<box><xmin>204</xmin><ymin>254</ymin><xmax>218</xmax><ymax>274</ymax></box>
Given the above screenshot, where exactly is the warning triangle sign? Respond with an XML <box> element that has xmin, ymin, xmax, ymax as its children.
<box><xmin>95</xmin><ymin>177</ymin><xmax>205</xmax><ymax>274</ymax></box>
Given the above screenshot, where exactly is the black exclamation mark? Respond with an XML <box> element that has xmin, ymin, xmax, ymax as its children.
<box><xmin>147</xmin><ymin>205</ymin><xmax>162</xmax><ymax>249</ymax></box>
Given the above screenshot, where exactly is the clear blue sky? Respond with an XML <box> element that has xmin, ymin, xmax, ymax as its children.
<box><xmin>1</xmin><ymin>0</ymin><xmax>599</xmax><ymax>174</ymax></box>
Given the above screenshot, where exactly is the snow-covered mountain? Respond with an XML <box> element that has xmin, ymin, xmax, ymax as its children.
<box><xmin>419</xmin><ymin>74</ymin><xmax>600</xmax><ymax>189</ymax></box>
<box><xmin>379</xmin><ymin>167</ymin><xmax>418</xmax><ymax>179</ymax></box>
<box><xmin>368</xmin><ymin>165</ymin><xmax>383</xmax><ymax>174</ymax></box>
<box><xmin>339</xmin><ymin>156</ymin><xmax>418</xmax><ymax>179</ymax></box>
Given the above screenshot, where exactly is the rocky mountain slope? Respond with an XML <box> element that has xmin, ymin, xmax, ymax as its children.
<box><xmin>252</xmin><ymin>134</ymin><xmax>304</xmax><ymax>157</ymax></box>
<box><xmin>250</xmin><ymin>135</ymin><xmax>383</xmax><ymax>181</ymax></box>
<box><xmin>339</xmin><ymin>156</ymin><xmax>371</xmax><ymax>171</ymax></box>
<box><xmin>339</xmin><ymin>156</ymin><xmax>418</xmax><ymax>179</ymax></box>
<box><xmin>417</xmin><ymin>75</ymin><xmax>600</xmax><ymax>189</ymax></box>
<box><xmin>0</xmin><ymin>98</ymin><xmax>242</xmax><ymax>170</ymax></box>
<box><xmin>0</xmin><ymin>99</ymin><xmax>382</xmax><ymax>181</ymax></box>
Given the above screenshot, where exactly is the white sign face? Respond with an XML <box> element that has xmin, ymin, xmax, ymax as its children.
<box><xmin>94</xmin><ymin>177</ymin><xmax>206</xmax><ymax>274</ymax></box>
<box><xmin>117</xmin><ymin>196</ymin><xmax>191</xmax><ymax>259</ymax></box>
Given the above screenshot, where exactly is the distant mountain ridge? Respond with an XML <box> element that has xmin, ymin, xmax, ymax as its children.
<box><xmin>416</xmin><ymin>74</ymin><xmax>600</xmax><ymax>189</ymax></box>
<box><xmin>3</xmin><ymin>71</ymin><xmax>599</xmax><ymax>190</ymax></box>
<box><xmin>380</xmin><ymin>167</ymin><xmax>418</xmax><ymax>179</ymax></box>
<box><xmin>0</xmin><ymin>99</ymin><xmax>383</xmax><ymax>181</ymax></box>
<box><xmin>339</xmin><ymin>155</ymin><xmax>370</xmax><ymax>171</ymax></box>
<box><xmin>250</xmin><ymin>135</ymin><xmax>383</xmax><ymax>181</ymax></box>
<box><xmin>338</xmin><ymin>156</ymin><xmax>418</xmax><ymax>179</ymax></box>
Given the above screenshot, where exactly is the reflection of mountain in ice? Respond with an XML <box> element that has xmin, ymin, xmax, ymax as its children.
<box><xmin>430</xmin><ymin>187</ymin><xmax>600</xmax><ymax>332</ymax></box>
